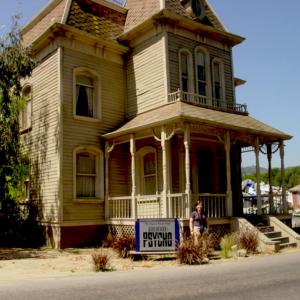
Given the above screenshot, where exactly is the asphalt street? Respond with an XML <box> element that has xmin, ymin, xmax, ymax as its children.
<box><xmin>1</xmin><ymin>251</ymin><xmax>300</xmax><ymax>300</ymax></box>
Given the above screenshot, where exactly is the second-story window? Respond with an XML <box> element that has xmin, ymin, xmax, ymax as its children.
<box><xmin>179</xmin><ymin>49</ymin><xmax>193</xmax><ymax>93</ymax></box>
<box><xmin>196</xmin><ymin>51</ymin><xmax>207</xmax><ymax>97</ymax></box>
<box><xmin>20</xmin><ymin>85</ymin><xmax>32</xmax><ymax>131</ymax></box>
<box><xmin>74</xmin><ymin>68</ymin><xmax>101</xmax><ymax>120</ymax></box>
<box><xmin>212</xmin><ymin>59</ymin><xmax>225</xmax><ymax>104</ymax></box>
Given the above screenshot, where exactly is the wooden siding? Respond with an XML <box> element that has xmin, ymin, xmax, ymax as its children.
<box><xmin>168</xmin><ymin>33</ymin><xmax>234</xmax><ymax>104</ymax></box>
<box><xmin>24</xmin><ymin>50</ymin><xmax>61</xmax><ymax>223</ymax></box>
<box><xmin>126</xmin><ymin>33</ymin><xmax>166</xmax><ymax>117</ymax></box>
<box><xmin>62</xmin><ymin>47</ymin><xmax>126</xmax><ymax>222</ymax></box>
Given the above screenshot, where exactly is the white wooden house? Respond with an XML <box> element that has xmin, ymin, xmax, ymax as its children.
<box><xmin>21</xmin><ymin>0</ymin><xmax>291</xmax><ymax>247</ymax></box>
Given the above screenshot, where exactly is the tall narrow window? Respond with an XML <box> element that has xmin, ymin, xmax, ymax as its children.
<box><xmin>181</xmin><ymin>52</ymin><xmax>189</xmax><ymax>92</ymax></box>
<box><xmin>196</xmin><ymin>51</ymin><xmax>207</xmax><ymax>96</ymax></box>
<box><xmin>76</xmin><ymin>152</ymin><xmax>96</xmax><ymax>198</ymax></box>
<box><xmin>74</xmin><ymin>68</ymin><xmax>100</xmax><ymax>120</ymax></box>
<box><xmin>212</xmin><ymin>59</ymin><xmax>225</xmax><ymax>105</ymax></box>
<box><xmin>20</xmin><ymin>85</ymin><xmax>32</xmax><ymax>131</ymax></box>
<box><xmin>143</xmin><ymin>152</ymin><xmax>156</xmax><ymax>195</ymax></box>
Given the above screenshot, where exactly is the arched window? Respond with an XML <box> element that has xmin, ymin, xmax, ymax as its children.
<box><xmin>74</xmin><ymin>68</ymin><xmax>100</xmax><ymax>120</ymax></box>
<box><xmin>74</xmin><ymin>146</ymin><xmax>104</xmax><ymax>200</ymax></box>
<box><xmin>179</xmin><ymin>49</ymin><xmax>193</xmax><ymax>92</ymax></box>
<box><xmin>212</xmin><ymin>59</ymin><xmax>225</xmax><ymax>104</ymax></box>
<box><xmin>20</xmin><ymin>84</ymin><xmax>32</xmax><ymax>131</ymax></box>
<box><xmin>137</xmin><ymin>146</ymin><xmax>157</xmax><ymax>195</ymax></box>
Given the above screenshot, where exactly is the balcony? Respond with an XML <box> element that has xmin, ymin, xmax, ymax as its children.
<box><xmin>168</xmin><ymin>90</ymin><xmax>248</xmax><ymax>115</ymax></box>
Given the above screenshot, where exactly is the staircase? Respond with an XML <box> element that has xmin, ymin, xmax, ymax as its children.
<box><xmin>257</xmin><ymin>224</ymin><xmax>297</xmax><ymax>250</ymax></box>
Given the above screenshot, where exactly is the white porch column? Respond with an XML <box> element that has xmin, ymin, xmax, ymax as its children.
<box><xmin>161</xmin><ymin>125</ymin><xmax>168</xmax><ymax>217</ymax></box>
<box><xmin>255</xmin><ymin>137</ymin><xmax>262</xmax><ymax>215</ymax></box>
<box><xmin>267</xmin><ymin>144</ymin><xmax>274</xmax><ymax>214</ymax></box>
<box><xmin>104</xmin><ymin>142</ymin><xmax>110</xmax><ymax>220</ymax></box>
<box><xmin>225</xmin><ymin>131</ymin><xmax>233</xmax><ymax>217</ymax></box>
<box><xmin>184</xmin><ymin>123</ymin><xmax>191</xmax><ymax>218</ymax></box>
<box><xmin>280</xmin><ymin>141</ymin><xmax>287</xmax><ymax>214</ymax></box>
<box><xmin>130</xmin><ymin>134</ymin><xmax>137</xmax><ymax>219</ymax></box>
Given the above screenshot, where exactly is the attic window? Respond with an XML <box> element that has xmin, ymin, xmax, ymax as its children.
<box><xmin>192</xmin><ymin>0</ymin><xmax>202</xmax><ymax>17</ymax></box>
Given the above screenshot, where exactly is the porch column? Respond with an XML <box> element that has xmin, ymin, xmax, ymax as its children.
<box><xmin>105</xmin><ymin>142</ymin><xmax>112</xmax><ymax>220</ymax></box>
<box><xmin>184</xmin><ymin>123</ymin><xmax>191</xmax><ymax>218</ymax></box>
<box><xmin>255</xmin><ymin>137</ymin><xmax>262</xmax><ymax>215</ymax></box>
<box><xmin>225</xmin><ymin>131</ymin><xmax>233</xmax><ymax>217</ymax></box>
<box><xmin>280</xmin><ymin>141</ymin><xmax>287</xmax><ymax>214</ymax></box>
<box><xmin>130</xmin><ymin>134</ymin><xmax>137</xmax><ymax>219</ymax></box>
<box><xmin>267</xmin><ymin>144</ymin><xmax>274</xmax><ymax>214</ymax></box>
<box><xmin>161</xmin><ymin>125</ymin><xmax>168</xmax><ymax>217</ymax></box>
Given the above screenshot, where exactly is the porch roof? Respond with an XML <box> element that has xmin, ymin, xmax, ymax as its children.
<box><xmin>103</xmin><ymin>102</ymin><xmax>292</xmax><ymax>141</ymax></box>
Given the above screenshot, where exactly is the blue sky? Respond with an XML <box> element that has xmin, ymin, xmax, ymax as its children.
<box><xmin>1</xmin><ymin>0</ymin><xmax>299</xmax><ymax>168</ymax></box>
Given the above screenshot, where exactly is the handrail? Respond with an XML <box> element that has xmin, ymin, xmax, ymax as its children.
<box><xmin>168</xmin><ymin>90</ymin><xmax>248</xmax><ymax>115</ymax></box>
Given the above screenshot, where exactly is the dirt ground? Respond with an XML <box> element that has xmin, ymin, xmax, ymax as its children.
<box><xmin>0</xmin><ymin>247</ymin><xmax>298</xmax><ymax>281</ymax></box>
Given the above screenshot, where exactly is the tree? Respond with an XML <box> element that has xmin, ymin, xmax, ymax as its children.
<box><xmin>0</xmin><ymin>17</ymin><xmax>35</xmax><ymax>204</ymax></box>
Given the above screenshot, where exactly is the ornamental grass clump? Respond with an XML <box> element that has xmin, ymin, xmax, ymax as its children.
<box><xmin>111</xmin><ymin>235</ymin><xmax>135</xmax><ymax>258</ymax></box>
<box><xmin>236</xmin><ymin>228</ymin><xmax>258</xmax><ymax>254</ymax></box>
<box><xmin>91</xmin><ymin>249</ymin><xmax>111</xmax><ymax>272</ymax></box>
<box><xmin>220</xmin><ymin>234</ymin><xmax>235</xmax><ymax>259</ymax></box>
<box><xmin>177</xmin><ymin>232</ymin><xmax>213</xmax><ymax>265</ymax></box>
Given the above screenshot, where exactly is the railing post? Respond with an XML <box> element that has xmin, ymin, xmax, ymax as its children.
<box><xmin>130</xmin><ymin>134</ymin><xmax>137</xmax><ymax>219</ymax></box>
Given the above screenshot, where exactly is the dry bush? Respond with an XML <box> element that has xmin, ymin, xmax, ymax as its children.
<box><xmin>91</xmin><ymin>249</ymin><xmax>111</xmax><ymax>272</ymax></box>
<box><xmin>236</xmin><ymin>228</ymin><xmax>258</xmax><ymax>254</ymax></box>
<box><xmin>220</xmin><ymin>233</ymin><xmax>235</xmax><ymax>259</ymax></box>
<box><xmin>177</xmin><ymin>232</ymin><xmax>213</xmax><ymax>265</ymax></box>
<box><xmin>111</xmin><ymin>235</ymin><xmax>135</xmax><ymax>258</ymax></box>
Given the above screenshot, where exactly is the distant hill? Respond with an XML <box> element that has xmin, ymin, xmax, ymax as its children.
<box><xmin>242</xmin><ymin>166</ymin><xmax>268</xmax><ymax>176</ymax></box>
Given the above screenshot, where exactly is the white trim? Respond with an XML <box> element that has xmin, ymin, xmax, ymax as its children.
<box><xmin>194</xmin><ymin>46</ymin><xmax>212</xmax><ymax>101</ymax></box>
<box><xmin>73</xmin><ymin>145</ymin><xmax>104</xmax><ymax>201</ymax></box>
<box><xmin>20</xmin><ymin>83</ymin><xmax>33</xmax><ymax>132</ymax></box>
<box><xmin>73</xmin><ymin>67</ymin><xmax>102</xmax><ymax>121</ymax></box>
<box><xmin>178</xmin><ymin>48</ymin><xmax>194</xmax><ymax>93</ymax></box>
<box><xmin>92</xmin><ymin>0</ymin><xmax>127</xmax><ymax>13</ymax></box>
<box><xmin>61</xmin><ymin>0</ymin><xmax>73</xmax><ymax>23</ymax></box>
<box><xmin>160</xmin><ymin>0</ymin><xmax>165</xmax><ymax>10</ymax></box>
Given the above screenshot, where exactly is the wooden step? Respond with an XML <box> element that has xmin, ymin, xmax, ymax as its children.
<box><xmin>279</xmin><ymin>242</ymin><xmax>297</xmax><ymax>250</ymax></box>
<box><xmin>270</xmin><ymin>236</ymin><xmax>289</xmax><ymax>244</ymax></box>
<box><xmin>264</xmin><ymin>231</ymin><xmax>282</xmax><ymax>239</ymax></box>
<box><xmin>257</xmin><ymin>226</ymin><xmax>274</xmax><ymax>233</ymax></box>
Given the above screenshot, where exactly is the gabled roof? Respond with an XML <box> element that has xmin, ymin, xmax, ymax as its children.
<box><xmin>103</xmin><ymin>101</ymin><xmax>292</xmax><ymax>142</ymax></box>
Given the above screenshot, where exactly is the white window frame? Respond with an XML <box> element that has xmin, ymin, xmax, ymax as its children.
<box><xmin>136</xmin><ymin>146</ymin><xmax>158</xmax><ymax>195</ymax></box>
<box><xmin>178</xmin><ymin>48</ymin><xmax>194</xmax><ymax>93</ymax></box>
<box><xmin>73</xmin><ymin>146</ymin><xmax>104</xmax><ymax>202</ymax></box>
<box><xmin>20</xmin><ymin>84</ymin><xmax>32</xmax><ymax>132</ymax></box>
<box><xmin>73</xmin><ymin>67</ymin><xmax>101</xmax><ymax>122</ymax></box>
<box><xmin>212</xmin><ymin>58</ymin><xmax>225</xmax><ymax>104</ymax></box>
<box><xmin>194</xmin><ymin>46</ymin><xmax>211</xmax><ymax>101</ymax></box>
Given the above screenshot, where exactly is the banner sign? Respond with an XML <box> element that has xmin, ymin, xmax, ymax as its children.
<box><xmin>135</xmin><ymin>219</ymin><xmax>180</xmax><ymax>252</ymax></box>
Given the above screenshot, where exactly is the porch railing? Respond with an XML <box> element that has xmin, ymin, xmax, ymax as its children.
<box><xmin>168</xmin><ymin>90</ymin><xmax>248</xmax><ymax>115</ymax></box>
<box><xmin>109</xmin><ymin>193</ymin><xmax>226</xmax><ymax>219</ymax></box>
<box><xmin>192</xmin><ymin>193</ymin><xmax>227</xmax><ymax>218</ymax></box>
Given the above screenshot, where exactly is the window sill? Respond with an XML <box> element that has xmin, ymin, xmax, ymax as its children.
<box><xmin>73</xmin><ymin>198</ymin><xmax>104</xmax><ymax>204</ymax></box>
<box><xmin>20</xmin><ymin>127</ymin><xmax>32</xmax><ymax>134</ymax></box>
<box><xmin>74</xmin><ymin>115</ymin><xmax>101</xmax><ymax>123</ymax></box>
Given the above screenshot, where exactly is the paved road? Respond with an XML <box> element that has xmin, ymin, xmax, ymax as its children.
<box><xmin>1</xmin><ymin>251</ymin><xmax>300</xmax><ymax>300</ymax></box>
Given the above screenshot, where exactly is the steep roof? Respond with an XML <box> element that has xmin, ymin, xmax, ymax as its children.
<box><xmin>104</xmin><ymin>101</ymin><xmax>292</xmax><ymax>142</ymax></box>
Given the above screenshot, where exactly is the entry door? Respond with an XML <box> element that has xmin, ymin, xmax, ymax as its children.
<box><xmin>198</xmin><ymin>149</ymin><xmax>213</xmax><ymax>193</ymax></box>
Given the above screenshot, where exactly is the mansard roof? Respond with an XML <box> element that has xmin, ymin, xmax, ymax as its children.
<box><xmin>22</xmin><ymin>0</ymin><xmax>236</xmax><ymax>47</ymax></box>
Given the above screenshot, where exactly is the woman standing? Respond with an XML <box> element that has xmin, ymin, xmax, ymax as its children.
<box><xmin>190</xmin><ymin>201</ymin><xmax>208</xmax><ymax>235</ymax></box>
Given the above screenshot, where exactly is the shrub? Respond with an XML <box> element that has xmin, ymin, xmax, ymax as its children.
<box><xmin>111</xmin><ymin>235</ymin><xmax>135</xmax><ymax>258</ymax></box>
<box><xmin>220</xmin><ymin>234</ymin><xmax>235</xmax><ymax>259</ymax></box>
<box><xmin>236</xmin><ymin>228</ymin><xmax>258</xmax><ymax>254</ymax></box>
<box><xmin>177</xmin><ymin>233</ymin><xmax>213</xmax><ymax>265</ymax></box>
<box><xmin>91</xmin><ymin>249</ymin><xmax>111</xmax><ymax>272</ymax></box>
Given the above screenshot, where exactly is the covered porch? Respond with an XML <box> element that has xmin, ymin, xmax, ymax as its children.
<box><xmin>103</xmin><ymin>101</ymin><xmax>291</xmax><ymax>223</ymax></box>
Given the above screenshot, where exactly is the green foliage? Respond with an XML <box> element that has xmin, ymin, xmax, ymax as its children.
<box><xmin>177</xmin><ymin>233</ymin><xmax>213</xmax><ymax>265</ymax></box>
<box><xmin>220</xmin><ymin>234</ymin><xmax>235</xmax><ymax>259</ymax></box>
<box><xmin>242</xmin><ymin>166</ymin><xmax>300</xmax><ymax>189</ymax></box>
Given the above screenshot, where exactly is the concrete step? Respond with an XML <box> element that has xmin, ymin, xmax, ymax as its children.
<box><xmin>279</xmin><ymin>242</ymin><xmax>297</xmax><ymax>250</ymax></box>
<box><xmin>257</xmin><ymin>226</ymin><xmax>274</xmax><ymax>233</ymax></box>
<box><xmin>270</xmin><ymin>236</ymin><xmax>289</xmax><ymax>244</ymax></box>
<box><xmin>264</xmin><ymin>231</ymin><xmax>282</xmax><ymax>239</ymax></box>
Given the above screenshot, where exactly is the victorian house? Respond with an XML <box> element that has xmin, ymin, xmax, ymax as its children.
<box><xmin>21</xmin><ymin>0</ymin><xmax>292</xmax><ymax>248</ymax></box>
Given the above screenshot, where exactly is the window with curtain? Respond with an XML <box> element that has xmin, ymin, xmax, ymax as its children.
<box><xmin>20</xmin><ymin>85</ymin><xmax>32</xmax><ymax>131</ymax></box>
<box><xmin>76</xmin><ymin>74</ymin><xmax>94</xmax><ymax>118</ymax></box>
<box><xmin>196</xmin><ymin>51</ymin><xmax>206</xmax><ymax>96</ymax></box>
<box><xmin>76</xmin><ymin>152</ymin><xmax>96</xmax><ymax>198</ymax></box>
<box><xmin>143</xmin><ymin>152</ymin><xmax>156</xmax><ymax>195</ymax></box>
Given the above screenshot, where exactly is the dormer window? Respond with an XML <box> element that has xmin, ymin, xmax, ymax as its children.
<box><xmin>74</xmin><ymin>67</ymin><xmax>101</xmax><ymax>120</ymax></box>
<box><xmin>179</xmin><ymin>49</ymin><xmax>193</xmax><ymax>92</ymax></box>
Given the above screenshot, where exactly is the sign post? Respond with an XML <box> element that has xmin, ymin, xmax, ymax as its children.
<box><xmin>135</xmin><ymin>218</ymin><xmax>180</xmax><ymax>252</ymax></box>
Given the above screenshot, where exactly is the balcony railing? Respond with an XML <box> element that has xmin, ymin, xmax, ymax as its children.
<box><xmin>168</xmin><ymin>90</ymin><xmax>248</xmax><ymax>115</ymax></box>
